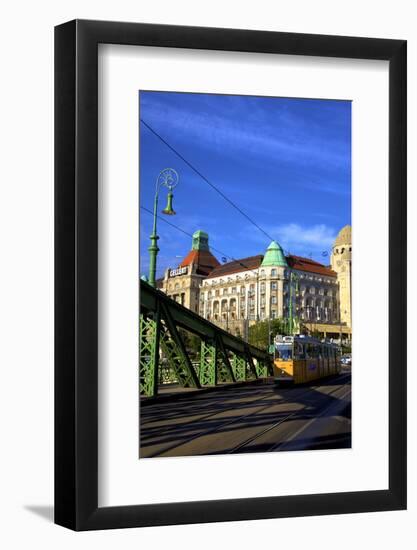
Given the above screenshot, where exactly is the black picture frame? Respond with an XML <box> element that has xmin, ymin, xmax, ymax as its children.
<box><xmin>55</xmin><ymin>19</ymin><xmax>407</xmax><ymax>531</ymax></box>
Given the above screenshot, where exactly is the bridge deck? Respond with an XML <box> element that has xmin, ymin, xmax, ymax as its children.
<box><xmin>139</xmin><ymin>372</ymin><xmax>351</xmax><ymax>458</ymax></box>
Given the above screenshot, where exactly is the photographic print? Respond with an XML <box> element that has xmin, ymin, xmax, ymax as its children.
<box><xmin>139</xmin><ymin>91</ymin><xmax>352</xmax><ymax>459</ymax></box>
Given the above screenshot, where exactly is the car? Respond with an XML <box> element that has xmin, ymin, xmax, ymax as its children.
<box><xmin>340</xmin><ymin>355</ymin><xmax>352</xmax><ymax>366</ymax></box>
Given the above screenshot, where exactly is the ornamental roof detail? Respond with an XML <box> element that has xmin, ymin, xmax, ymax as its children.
<box><xmin>261</xmin><ymin>240</ymin><xmax>288</xmax><ymax>267</ymax></box>
<box><xmin>333</xmin><ymin>225</ymin><xmax>351</xmax><ymax>247</ymax></box>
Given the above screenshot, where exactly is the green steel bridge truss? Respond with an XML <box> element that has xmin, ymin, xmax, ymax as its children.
<box><xmin>140</xmin><ymin>281</ymin><xmax>272</xmax><ymax>397</ymax></box>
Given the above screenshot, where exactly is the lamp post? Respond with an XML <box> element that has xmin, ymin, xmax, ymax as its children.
<box><xmin>148</xmin><ymin>168</ymin><xmax>179</xmax><ymax>287</ymax></box>
<box><xmin>288</xmin><ymin>271</ymin><xmax>300</xmax><ymax>335</ymax></box>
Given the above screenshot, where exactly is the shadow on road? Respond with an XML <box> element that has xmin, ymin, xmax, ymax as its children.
<box><xmin>140</xmin><ymin>374</ymin><xmax>351</xmax><ymax>458</ymax></box>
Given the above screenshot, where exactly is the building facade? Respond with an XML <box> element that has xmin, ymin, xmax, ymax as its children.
<box><xmin>157</xmin><ymin>225</ymin><xmax>352</xmax><ymax>341</ymax></box>
<box><xmin>159</xmin><ymin>230</ymin><xmax>219</xmax><ymax>313</ymax></box>
<box><xmin>330</xmin><ymin>225</ymin><xmax>352</xmax><ymax>328</ymax></box>
<box><xmin>199</xmin><ymin>241</ymin><xmax>340</xmax><ymax>337</ymax></box>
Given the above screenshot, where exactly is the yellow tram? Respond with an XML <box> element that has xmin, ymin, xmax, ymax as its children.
<box><xmin>273</xmin><ymin>335</ymin><xmax>341</xmax><ymax>385</ymax></box>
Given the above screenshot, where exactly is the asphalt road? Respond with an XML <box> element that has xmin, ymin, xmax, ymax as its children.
<box><xmin>139</xmin><ymin>373</ymin><xmax>351</xmax><ymax>458</ymax></box>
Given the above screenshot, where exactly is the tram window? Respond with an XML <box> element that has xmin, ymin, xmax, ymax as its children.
<box><xmin>306</xmin><ymin>344</ymin><xmax>319</xmax><ymax>358</ymax></box>
<box><xmin>277</xmin><ymin>345</ymin><xmax>292</xmax><ymax>360</ymax></box>
<box><xmin>295</xmin><ymin>343</ymin><xmax>306</xmax><ymax>359</ymax></box>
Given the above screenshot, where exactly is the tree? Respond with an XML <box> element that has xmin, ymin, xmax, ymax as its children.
<box><xmin>248</xmin><ymin>318</ymin><xmax>289</xmax><ymax>350</ymax></box>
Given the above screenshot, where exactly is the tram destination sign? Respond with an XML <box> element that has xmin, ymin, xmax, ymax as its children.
<box><xmin>168</xmin><ymin>266</ymin><xmax>188</xmax><ymax>278</ymax></box>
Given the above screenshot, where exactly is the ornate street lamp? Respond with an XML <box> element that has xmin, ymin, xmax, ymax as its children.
<box><xmin>148</xmin><ymin>168</ymin><xmax>179</xmax><ymax>287</ymax></box>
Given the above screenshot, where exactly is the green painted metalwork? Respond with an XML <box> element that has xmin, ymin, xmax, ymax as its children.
<box><xmin>245</xmin><ymin>350</ymin><xmax>259</xmax><ymax>379</ymax></box>
<box><xmin>232</xmin><ymin>354</ymin><xmax>247</xmax><ymax>381</ymax></box>
<box><xmin>288</xmin><ymin>271</ymin><xmax>300</xmax><ymax>335</ymax></box>
<box><xmin>148</xmin><ymin>169</ymin><xmax>179</xmax><ymax>287</ymax></box>
<box><xmin>254</xmin><ymin>359</ymin><xmax>269</xmax><ymax>378</ymax></box>
<box><xmin>161</xmin><ymin>191</ymin><xmax>175</xmax><ymax>215</ymax></box>
<box><xmin>159</xmin><ymin>325</ymin><xmax>197</xmax><ymax>388</ymax></box>
<box><xmin>200</xmin><ymin>340</ymin><xmax>217</xmax><ymax>386</ymax></box>
<box><xmin>140</xmin><ymin>314</ymin><xmax>160</xmax><ymax>396</ymax></box>
<box><xmin>140</xmin><ymin>281</ymin><xmax>272</xmax><ymax>394</ymax></box>
<box><xmin>216</xmin><ymin>335</ymin><xmax>236</xmax><ymax>383</ymax></box>
<box><xmin>160</xmin><ymin>303</ymin><xmax>200</xmax><ymax>389</ymax></box>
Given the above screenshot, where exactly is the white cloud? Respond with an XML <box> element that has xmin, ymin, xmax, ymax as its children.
<box><xmin>276</xmin><ymin>223</ymin><xmax>337</xmax><ymax>251</ymax></box>
<box><xmin>242</xmin><ymin>222</ymin><xmax>338</xmax><ymax>260</ymax></box>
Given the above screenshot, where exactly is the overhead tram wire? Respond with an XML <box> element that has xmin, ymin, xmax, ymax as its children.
<box><xmin>140</xmin><ymin>205</ymin><xmax>262</xmax><ymax>275</ymax></box>
<box><xmin>140</xmin><ymin>118</ymin><xmax>275</xmax><ymax>243</ymax></box>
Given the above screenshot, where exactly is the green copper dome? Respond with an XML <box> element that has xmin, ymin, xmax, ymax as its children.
<box><xmin>261</xmin><ymin>240</ymin><xmax>288</xmax><ymax>267</ymax></box>
<box><xmin>192</xmin><ymin>230</ymin><xmax>209</xmax><ymax>251</ymax></box>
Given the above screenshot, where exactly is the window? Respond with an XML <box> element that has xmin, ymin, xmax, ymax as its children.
<box><xmin>271</xmin><ymin>269</ymin><xmax>277</xmax><ymax>277</ymax></box>
<box><xmin>271</xmin><ymin>310</ymin><xmax>277</xmax><ymax>319</ymax></box>
<box><xmin>231</xmin><ymin>287</ymin><xmax>236</xmax><ymax>294</ymax></box>
<box><xmin>292</xmin><ymin>342</ymin><xmax>302</xmax><ymax>359</ymax></box>
<box><xmin>223</xmin><ymin>288</ymin><xmax>228</xmax><ymax>295</ymax></box>
<box><xmin>271</xmin><ymin>282</ymin><xmax>277</xmax><ymax>290</ymax></box>
<box><xmin>306</xmin><ymin>343</ymin><xmax>319</xmax><ymax>358</ymax></box>
<box><xmin>271</xmin><ymin>296</ymin><xmax>277</xmax><ymax>304</ymax></box>
<box><xmin>215</xmin><ymin>290</ymin><xmax>219</xmax><ymax>297</ymax></box>
<box><xmin>276</xmin><ymin>345</ymin><xmax>292</xmax><ymax>360</ymax></box>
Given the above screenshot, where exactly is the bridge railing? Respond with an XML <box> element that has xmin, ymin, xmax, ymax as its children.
<box><xmin>140</xmin><ymin>281</ymin><xmax>272</xmax><ymax>397</ymax></box>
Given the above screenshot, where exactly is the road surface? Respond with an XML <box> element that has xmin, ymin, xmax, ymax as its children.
<box><xmin>139</xmin><ymin>372</ymin><xmax>351</xmax><ymax>458</ymax></box>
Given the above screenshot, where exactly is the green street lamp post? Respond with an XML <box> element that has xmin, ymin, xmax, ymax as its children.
<box><xmin>148</xmin><ymin>168</ymin><xmax>179</xmax><ymax>287</ymax></box>
<box><xmin>288</xmin><ymin>271</ymin><xmax>300</xmax><ymax>335</ymax></box>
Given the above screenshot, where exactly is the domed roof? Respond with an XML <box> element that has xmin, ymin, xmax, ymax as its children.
<box><xmin>334</xmin><ymin>225</ymin><xmax>351</xmax><ymax>247</ymax></box>
<box><xmin>261</xmin><ymin>240</ymin><xmax>288</xmax><ymax>267</ymax></box>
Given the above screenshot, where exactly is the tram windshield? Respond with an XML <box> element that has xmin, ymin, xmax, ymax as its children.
<box><xmin>276</xmin><ymin>344</ymin><xmax>292</xmax><ymax>360</ymax></box>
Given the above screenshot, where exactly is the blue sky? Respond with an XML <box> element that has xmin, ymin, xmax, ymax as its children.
<box><xmin>139</xmin><ymin>91</ymin><xmax>351</xmax><ymax>278</ymax></box>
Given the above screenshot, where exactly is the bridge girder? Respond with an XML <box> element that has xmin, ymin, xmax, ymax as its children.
<box><xmin>140</xmin><ymin>281</ymin><xmax>272</xmax><ymax>396</ymax></box>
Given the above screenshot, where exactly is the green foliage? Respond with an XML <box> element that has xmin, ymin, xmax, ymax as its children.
<box><xmin>248</xmin><ymin>318</ymin><xmax>289</xmax><ymax>350</ymax></box>
<box><xmin>178</xmin><ymin>328</ymin><xmax>201</xmax><ymax>359</ymax></box>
